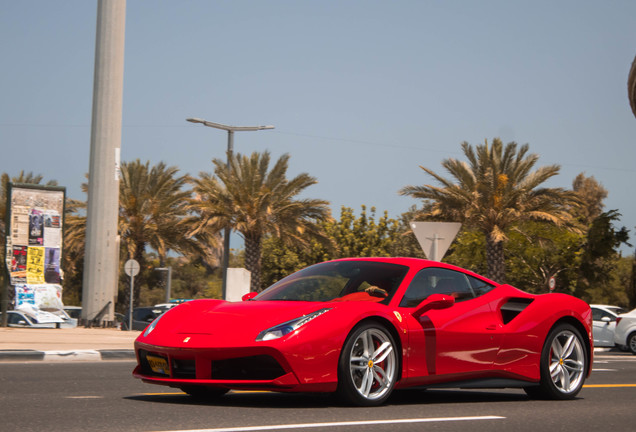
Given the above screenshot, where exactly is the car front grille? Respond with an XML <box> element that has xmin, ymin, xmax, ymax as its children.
<box><xmin>211</xmin><ymin>355</ymin><xmax>286</xmax><ymax>380</ymax></box>
<box><xmin>172</xmin><ymin>358</ymin><xmax>196</xmax><ymax>379</ymax></box>
<box><xmin>138</xmin><ymin>350</ymin><xmax>286</xmax><ymax>381</ymax></box>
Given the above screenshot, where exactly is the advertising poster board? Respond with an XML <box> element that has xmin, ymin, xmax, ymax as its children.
<box><xmin>3</xmin><ymin>184</ymin><xmax>66</xmax><ymax>319</ymax></box>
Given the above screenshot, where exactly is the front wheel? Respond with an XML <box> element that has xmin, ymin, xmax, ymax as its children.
<box><xmin>525</xmin><ymin>323</ymin><xmax>587</xmax><ymax>400</ymax></box>
<box><xmin>337</xmin><ymin>323</ymin><xmax>398</xmax><ymax>406</ymax></box>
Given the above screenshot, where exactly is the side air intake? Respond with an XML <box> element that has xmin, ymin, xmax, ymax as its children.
<box><xmin>500</xmin><ymin>298</ymin><xmax>534</xmax><ymax>325</ymax></box>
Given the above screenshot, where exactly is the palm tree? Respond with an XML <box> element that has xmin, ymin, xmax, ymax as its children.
<box><xmin>400</xmin><ymin>138</ymin><xmax>577</xmax><ymax>282</ymax></box>
<box><xmin>62</xmin><ymin>162</ymin><xmax>213</xmax><ymax>308</ymax></box>
<box><xmin>190</xmin><ymin>151</ymin><xmax>330</xmax><ymax>292</ymax></box>
<box><xmin>118</xmin><ymin>160</ymin><xmax>213</xmax><ymax>306</ymax></box>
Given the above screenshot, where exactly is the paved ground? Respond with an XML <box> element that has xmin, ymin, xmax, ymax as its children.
<box><xmin>0</xmin><ymin>326</ymin><xmax>139</xmax><ymax>361</ymax></box>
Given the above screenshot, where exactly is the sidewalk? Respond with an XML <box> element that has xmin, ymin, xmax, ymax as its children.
<box><xmin>0</xmin><ymin>327</ymin><xmax>140</xmax><ymax>362</ymax></box>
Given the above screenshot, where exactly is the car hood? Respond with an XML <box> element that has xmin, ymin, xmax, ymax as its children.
<box><xmin>138</xmin><ymin>299</ymin><xmax>333</xmax><ymax>348</ymax></box>
<box><xmin>177</xmin><ymin>300</ymin><xmax>329</xmax><ymax>333</ymax></box>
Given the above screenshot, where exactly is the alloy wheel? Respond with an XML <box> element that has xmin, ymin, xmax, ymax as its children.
<box><xmin>348</xmin><ymin>328</ymin><xmax>396</xmax><ymax>401</ymax></box>
<box><xmin>548</xmin><ymin>329</ymin><xmax>585</xmax><ymax>394</ymax></box>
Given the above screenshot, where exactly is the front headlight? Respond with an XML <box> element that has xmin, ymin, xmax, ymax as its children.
<box><xmin>256</xmin><ymin>308</ymin><xmax>331</xmax><ymax>341</ymax></box>
<box><xmin>143</xmin><ymin>313</ymin><xmax>164</xmax><ymax>337</ymax></box>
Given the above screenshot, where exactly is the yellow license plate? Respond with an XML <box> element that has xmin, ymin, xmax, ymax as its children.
<box><xmin>146</xmin><ymin>355</ymin><xmax>169</xmax><ymax>375</ymax></box>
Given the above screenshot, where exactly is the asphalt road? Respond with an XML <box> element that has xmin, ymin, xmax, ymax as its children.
<box><xmin>1</xmin><ymin>352</ymin><xmax>635</xmax><ymax>432</ymax></box>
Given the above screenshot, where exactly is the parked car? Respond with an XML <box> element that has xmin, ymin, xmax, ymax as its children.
<box><xmin>591</xmin><ymin>304</ymin><xmax>626</xmax><ymax>347</ymax></box>
<box><xmin>614</xmin><ymin>308</ymin><xmax>636</xmax><ymax>354</ymax></box>
<box><xmin>46</xmin><ymin>308</ymin><xmax>77</xmax><ymax>328</ymax></box>
<box><xmin>133</xmin><ymin>257</ymin><xmax>592</xmax><ymax>405</ymax></box>
<box><xmin>121</xmin><ymin>305</ymin><xmax>173</xmax><ymax>331</ymax></box>
<box><xmin>63</xmin><ymin>306</ymin><xmax>82</xmax><ymax>320</ymax></box>
<box><xmin>0</xmin><ymin>310</ymin><xmax>65</xmax><ymax>328</ymax></box>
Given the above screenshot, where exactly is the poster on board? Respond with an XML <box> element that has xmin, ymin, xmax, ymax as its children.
<box><xmin>4</xmin><ymin>184</ymin><xmax>66</xmax><ymax>313</ymax></box>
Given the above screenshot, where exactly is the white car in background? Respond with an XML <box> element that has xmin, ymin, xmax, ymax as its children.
<box><xmin>614</xmin><ymin>308</ymin><xmax>636</xmax><ymax>354</ymax></box>
<box><xmin>591</xmin><ymin>304</ymin><xmax>625</xmax><ymax>347</ymax></box>
<box><xmin>1</xmin><ymin>310</ymin><xmax>65</xmax><ymax>328</ymax></box>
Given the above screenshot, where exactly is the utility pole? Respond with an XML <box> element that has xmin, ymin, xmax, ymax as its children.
<box><xmin>82</xmin><ymin>0</ymin><xmax>126</xmax><ymax>325</ymax></box>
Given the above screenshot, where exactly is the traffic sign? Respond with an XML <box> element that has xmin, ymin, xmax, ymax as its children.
<box><xmin>410</xmin><ymin>222</ymin><xmax>462</xmax><ymax>261</ymax></box>
<box><xmin>124</xmin><ymin>259</ymin><xmax>140</xmax><ymax>277</ymax></box>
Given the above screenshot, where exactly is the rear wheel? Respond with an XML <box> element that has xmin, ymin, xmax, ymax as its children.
<box><xmin>337</xmin><ymin>323</ymin><xmax>398</xmax><ymax>406</ymax></box>
<box><xmin>180</xmin><ymin>386</ymin><xmax>228</xmax><ymax>399</ymax></box>
<box><xmin>525</xmin><ymin>323</ymin><xmax>587</xmax><ymax>400</ymax></box>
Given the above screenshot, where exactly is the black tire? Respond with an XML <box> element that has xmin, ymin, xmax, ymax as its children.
<box><xmin>336</xmin><ymin>323</ymin><xmax>399</xmax><ymax>406</ymax></box>
<box><xmin>628</xmin><ymin>332</ymin><xmax>636</xmax><ymax>355</ymax></box>
<box><xmin>524</xmin><ymin>323</ymin><xmax>587</xmax><ymax>400</ymax></box>
<box><xmin>180</xmin><ymin>386</ymin><xmax>228</xmax><ymax>399</ymax></box>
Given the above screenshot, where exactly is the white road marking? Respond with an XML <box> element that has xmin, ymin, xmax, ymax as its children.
<box><xmin>153</xmin><ymin>416</ymin><xmax>505</xmax><ymax>432</ymax></box>
<box><xmin>594</xmin><ymin>355</ymin><xmax>636</xmax><ymax>361</ymax></box>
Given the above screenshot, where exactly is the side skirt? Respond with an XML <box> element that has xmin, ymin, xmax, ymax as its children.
<box><xmin>411</xmin><ymin>378</ymin><xmax>538</xmax><ymax>390</ymax></box>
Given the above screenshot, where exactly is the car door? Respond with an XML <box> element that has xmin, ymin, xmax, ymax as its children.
<box><xmin>592</xmin><ymin>307</ymin><xmax>617</xmax><ymax>347</ymax></box>
<box><xmin>399</xmin><ymin>267</ymin><xmax>502</xmax><ymax>382</ymax></box>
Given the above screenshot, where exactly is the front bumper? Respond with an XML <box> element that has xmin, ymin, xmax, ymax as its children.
<box><xmin>133</xmin><ymin>340</ymin><xmax>338</xmax><ymax>393</ymax></box>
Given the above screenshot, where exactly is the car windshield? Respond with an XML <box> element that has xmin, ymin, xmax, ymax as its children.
<box><xmin>254</xmin><ymin>260</ymin><xmax>409</xmax><ymax>304</ymax></box>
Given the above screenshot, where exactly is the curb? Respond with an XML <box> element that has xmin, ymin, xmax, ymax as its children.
<box><xmin>0</xmin><ymin>349</ymin><xmax>135</xmax><ymax>362</ymax></box>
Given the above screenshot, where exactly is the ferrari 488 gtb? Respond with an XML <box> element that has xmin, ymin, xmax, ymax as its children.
<box><xmin>133</xmin><ymin>258</ymin><xmax>592</xmax><ymax>406</ymax></box>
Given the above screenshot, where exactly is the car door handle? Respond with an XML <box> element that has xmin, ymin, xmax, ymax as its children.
<box><xmin>486</xmin><ymin>324</ymin><xmax>498</xmax><ymax>331</ymax></box>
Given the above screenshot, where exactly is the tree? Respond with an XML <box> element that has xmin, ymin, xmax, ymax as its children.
<box><xmin>62</xmin><ymin>162</ymin><xmax>207</xmax><ymax>309</ymax></box>
<box><xmin>505</xmin><ymin>222</ymin><xmax>582</xmax><ymax>294</ymax></box>
<box><xmin>576</xmin><ymin>210</ymin><xmax>631</xmax><ymax>302</ymax></box>
<box><xmin>260</xmin><ymin>205</ymin><xmax>426</xmax><ymax>289</ymax></box>
<box><xmin>400</xmin><ymin>138</ymin><xmax>577</xmax><ymax>282</ymax></box>
<box><xmin>323</xmin><ymin>206</ymin><xmax>399</xmax><ymax>258</ymax></box>
<box><xmin>572</xmin><ymin>173</ymin><xmax>607</xmax><ymax>227</ymax></box>
<box><xmin>117</xmin><ymin>160</ymin><xmax>208</xmax><ymax>307</ymax></box>
<box><xmin>60</xmin><ymin>197</ymin><xmax>87</xmax><ymax>305</ymax></box>
<box><xmin>190</xmin><ymin>151</ymin><xmax>330</xmax><ymax>292</ymax></box>
<box><xmin>444</xmin><ymin>229</ymin><xmax>488</xmax><ymax>276</ymax></box>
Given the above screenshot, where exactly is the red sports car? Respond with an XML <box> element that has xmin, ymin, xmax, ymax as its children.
<box><xmin>133</xmin><ymin>257</ymin><xmax>592</xmax><ymax>406</ymax></box>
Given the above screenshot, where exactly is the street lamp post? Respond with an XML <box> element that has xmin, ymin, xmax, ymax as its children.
<box><xmin>186</xmin><ymin>118</ymin><xmax>274</xmax><ymax>299</ymax></box>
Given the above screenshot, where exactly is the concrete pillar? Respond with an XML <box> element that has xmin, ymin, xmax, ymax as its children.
<box><xmin>226</xmin><ymin>268</ymin><xmax>251</xmax><ymax>302</ymax></box>
<box><xmin>82</xmin><ymin>0</ymin><xmax>126</xmax><ymax>324</ymax></box>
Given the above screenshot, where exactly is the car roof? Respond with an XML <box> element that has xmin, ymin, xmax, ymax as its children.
<box><xmin>591</xmin><ymin>304</ymin><xmax>624</xmax><ymax>311</ymax></box>
<box><xmin>326</xmin><ymin>257</ymin><xmax>498</xmax><ymax>285</ymax></box>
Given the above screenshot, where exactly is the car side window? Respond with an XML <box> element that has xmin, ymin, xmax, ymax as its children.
<box><xmin>592</xmin><ymin>308</ymin><xmax>615</xmax><ymax>322</ymax></box>
<box><xmin>399</xmin><ymin>268</ymin><xmax>479</xmax><ymax>307</ymax></box>
<box><xmin>466</xmin><ymin>274</ymin><xmax>495</xmax><ymax>296</ymax></box>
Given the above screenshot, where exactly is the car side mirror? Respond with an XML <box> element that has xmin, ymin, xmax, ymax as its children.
<box><xmin>242</xmin><ymin>292</ymin><xmax>258</xmax><ymax>301</ymax></box>
<box><xmin>412</xmin><ymin>294</ymin><xmax>455</xmax><ymax>318</ymax></box>
<box><xmin>601</xmin><ymin>316</ymin><xmax>612</xmax><ymax>323</ymax></box>
<box><xmin>18</xmin><ymin>320</ymin><xmax>27</xmax><ymax>326</ymax></box>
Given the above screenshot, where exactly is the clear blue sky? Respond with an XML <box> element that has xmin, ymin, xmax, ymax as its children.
<box><xmin>2</xmin><ymin>1</ymin><xmax>636</xmax><ymax>252</ymax></box>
